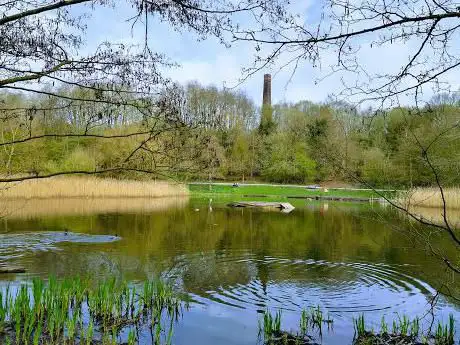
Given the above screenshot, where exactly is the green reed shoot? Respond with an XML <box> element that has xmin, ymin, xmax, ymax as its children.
<box><xmin>299</xmin><ymin>309</ymin><xmax>309</xmax><ymax>336</ymax></box>
<box><xmin>128</xmin><ymin>329</ymin><xmax>136</xmax><ymax>345</ymax></box>
<box><xmin>33</xmin><ymin>321</ymin><xmax>41</xmax><ymax>345</ymax></box>
<box><xmin>353</xmin><ymin>313</ymin><xmax>457</xmax><ymax>344</ymax></box>
<box><xmin>260</xmin><ymin>307</ymin><xmax>334</xmax><ymax>344</ymax></box>
<box><xmin>398</xmin><ymin>314</ymin><xmax>410</xmax><ymax>336</ymax></box>
<box><xmin>166</xmin><ymin>318</ymin><xmax>174</xmax><ymax>345</ymax></box>
<box><xmin>410</xmin><ymin>317</ymin><xmax>420</xmax><ymax>338</ymax></box>
<box><xmin>435</xmin><ymin>314</ymin><xmax>455</xmax><ymax>345</ymax></box>
<box><xmin>392</xmin><ymin>319</ymin><xmax>398</xmax><ymax>334</ymax></box>
<box><xmin>260</xmin><ymin>309</ymin><xmax>282</xmax><ymax>341</ymax></box>
<box><xmin>354</xmin><ymin>314</ymin><xmax>366</xmax><ymax>338</ymax></box>
<box><xmin>380</xmin><ymin>316</ymin><xmax>388</xmax><ymax>335</ymax></box>
<box><xmin>86</xmin><ymin>320</ymin><xmax>94</xmax><ymax>345</ymax></box>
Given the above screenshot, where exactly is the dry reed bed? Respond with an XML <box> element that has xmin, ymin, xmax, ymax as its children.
<box><xmin>0</xmin><ymin>176</ymin><xmax>188</xmax><ymax>199</ymax></box>
<box><xmin>0</xmin><ymin>197</ymin><xmax>188</xmax><ymax>218</ymax></box>
<box><xmin>398</xmin><ymin>188</ymin><xmax>460</xmax><ymax>228</ymax></box>
<box><xmin>400</xmin><ymin>187</ymin><xmax>460</xmax><ymax>209</ymax></box>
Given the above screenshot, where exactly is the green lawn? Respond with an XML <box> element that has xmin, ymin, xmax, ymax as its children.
<box><xmin>188</xmin><ymin>183</ymin><xmax>393</xmax><ymax>200</ymax></box>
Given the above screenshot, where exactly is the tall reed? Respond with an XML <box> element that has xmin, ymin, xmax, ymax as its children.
<box><xmin>400</xmin><ymin>187</ymin><xmax>460</xmax><ymax>210</ymax></box>
<box><xmin>0</xmin><ymin>177</ymin><xmax>188</xmax><ymax>199</ymax></box>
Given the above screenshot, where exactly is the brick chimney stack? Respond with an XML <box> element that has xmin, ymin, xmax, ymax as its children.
<box><xmin>263</xmin><ymin>74</ymin><xmax>272</xmax><ymax>106</ymax></box>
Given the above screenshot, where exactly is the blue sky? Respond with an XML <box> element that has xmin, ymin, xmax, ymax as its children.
<box><xmin>75</xmin><ymin>1</ymin><xmax>460</xmax><ymax>108</ymax></box>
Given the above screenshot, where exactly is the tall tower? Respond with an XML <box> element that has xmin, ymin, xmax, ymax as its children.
<box><xmin>262</xmin><ymin>74</ymin><xmax>272</xmax><ymax>106</ymax></box>
<box><xmin>259</xmin><ymin>74</ymin><xmax>275</xmax><ymax>135</ymax></box>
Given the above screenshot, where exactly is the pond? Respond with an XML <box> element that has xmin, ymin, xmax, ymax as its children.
<box><xmin>0</xmin><ymin>197</ymin><xmax>459</xmax><ymax>344</ymax></box>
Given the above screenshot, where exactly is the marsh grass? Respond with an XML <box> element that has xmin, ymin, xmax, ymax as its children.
<box><xmin>0</xmin><ymin>177</ymin><xmax>188</xmax><ymax>199</ymax></box>
<box><xmin>0</xmin><ymin>276</ymin><xmax>187</xmax><ymax>345</ymax></box>
<box><xmin>353</xmin><ymin>314</ymin><xmax>455</xmax><ymax>345</ymax></box>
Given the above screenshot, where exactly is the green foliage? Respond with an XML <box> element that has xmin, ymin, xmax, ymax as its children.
<box><xmin>259</xmin><ymin>105</ymin><xmax>276</xmax><ymax>136</ymax></box>
<box><xmin>58</xmin><ymin>147</ymin><xmax>96</xmax><ymax>172</ymax></box>
<box><xmin>260</xmin><ymin>133</ymin><xmax>316</xmax><ymax>183</ymax></box>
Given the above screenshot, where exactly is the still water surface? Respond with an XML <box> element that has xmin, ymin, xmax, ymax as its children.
<box><xmin>0</xmin><ymin>197</ymin><xmax>459</xmax><ymax>344</ymax></box>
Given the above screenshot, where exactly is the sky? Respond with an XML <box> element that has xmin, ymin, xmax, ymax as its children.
<box><xmin>75</xmin><ymin>1</ymin><xmax>460</xmax><ymax>108</ymax></box>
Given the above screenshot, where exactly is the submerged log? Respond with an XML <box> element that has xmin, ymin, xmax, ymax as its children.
<box><xmin>0</xmin><ymin>267</ymin><xmax>26</xmax><ymax>274</ymax></box>
<box><xmin>228</xmin><ymin>201</ymin><xmax>295</xmax><ymax>213</ymax></box>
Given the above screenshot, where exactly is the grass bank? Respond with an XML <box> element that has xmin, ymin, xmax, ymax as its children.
<box><xmin>0</xmin><ymin>177</ymin><xmax>188</xmax><ymax>199</ymax></box>
<box><xmin>189</xmin><ymin>183</ymin><xmax>392</xmax><ymax>200</ymax></box>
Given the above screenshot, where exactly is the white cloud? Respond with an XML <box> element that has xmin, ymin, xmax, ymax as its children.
<box><xmin>77</xmin><ymin>0</ymin><xmax>460</xmax><ymax>108</ymax></box>
<box><xmin>166</xmin><ymin>54</ymin><xmax>242</xmax><ymax>88</ymax></box>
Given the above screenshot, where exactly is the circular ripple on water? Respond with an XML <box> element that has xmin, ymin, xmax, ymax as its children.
<box><xmin>0</xmin><ymin>232</ymin><xmax>121</xmax><ymax>263</ymax></box>
<box><xmin>167</xmin><ymin>251</ymin><xmax>436</xmax><ymax>315</ymax></box>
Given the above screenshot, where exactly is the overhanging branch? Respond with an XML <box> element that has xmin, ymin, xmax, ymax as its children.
<box><xmin>0</xmin><ymin>0</ymin><xmax>92</xmax><ymax>26</ymax></box>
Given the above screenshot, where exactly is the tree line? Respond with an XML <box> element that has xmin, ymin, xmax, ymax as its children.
<box><xmin>2</xmin><ymin>83</ymin><xmax>459</xmax><ymax>188</ymax></box>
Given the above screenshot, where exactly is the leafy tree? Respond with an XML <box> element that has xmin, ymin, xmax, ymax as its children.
<box><xmin>258</xmin><ymin>104</ymin><xmax>276</xmax><ymax>136</ymax></box>
<box><xmin>0</xmin><ymin>0</ymin><xmax>289</xmax><ymax>182</ymax></box>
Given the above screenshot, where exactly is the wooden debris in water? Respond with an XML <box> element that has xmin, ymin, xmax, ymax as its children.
<box><xmin>228</xmin><ymin>201</ymin><xmax>295</xmax><ymax>213</ymax></box>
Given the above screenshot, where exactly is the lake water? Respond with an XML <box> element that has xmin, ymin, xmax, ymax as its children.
<box><xmin>0</xmin><ymin>197</ymin><xmax>459</xmax><ymax>344</ymax></box>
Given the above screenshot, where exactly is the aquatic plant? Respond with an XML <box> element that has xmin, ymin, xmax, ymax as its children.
<box><xmin>0</xmin><ymin>276</ymin><xmax>186</xmax><ymax>345</ymax></box>
<box><xmin>410</xmin><ymin>317</ymin><xmax>420</xmax><ymax>338</ymax></box>
<box><xmin>398</xmin><ymin>314</ymin><xmax>410</xmax><ymax>336</ymax></box>
<box><xmin>127</xmin><ymin>330</ymin><xmax>136</xmax><ymax>345</ymax></box>
<box><xmin>299</xmin><ymin>309</ymin><xmax>309</xmax><ymax>336</ymax></box>
<box><xmin>354</xmin><ymin>314</ymin><xmax>366</xmax><ymax>338</ymax></box>
<box><xmin>311</xmin><ymin>306</ymin><xmax>323</xmax><ymax>331</ymax></box>
<box><xmin>260</xmin><ymin>309</ymin><xmax>282</xmax><ymax>341</ymax></box>
<box><xmin>435</xmin><ymin>314</ymin><xmax>455</xmax><ymax>345</ymax></box>
<box><xmin>380</xmin><ymin>316</ymin><xmax>388</xmax><ymax>335</ymax></box>
<box><xmin>353</xmin><ymin>313</ymin><xmax>456</xmax><ymax>345</ymax></box>
<box><xmin>259</xmin><ymin>307</ymin><xmax>333</xmax><ymax>345</ymax></box>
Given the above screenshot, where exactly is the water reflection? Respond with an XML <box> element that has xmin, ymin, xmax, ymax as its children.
<box><xmin>0</xmin><ymin>196</ymin><xmax>188</xmax><ymax>218</ymax></box>
<box><xmin>0</xmin><ymin>199</ymin><xmax>459</xmax><ymax>344</ymax></box>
